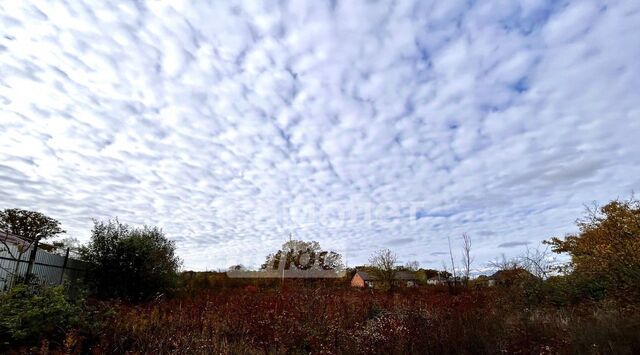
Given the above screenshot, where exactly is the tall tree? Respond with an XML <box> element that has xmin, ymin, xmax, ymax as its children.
<box><xmin>369</xmin><ymin>248</ymin><xmax>398</xmax><ymax>292</ymax></box>
<box><xmin>261</xmin><ymin>239</ymin><xmax>343</xmax><ymax>271</ymax></box>
<box><xmin>461</xmin><ymin>233</ymin><xmax>473</xmax><ymax>285</ymax></box>
<box><xmin>546</xmin><ymin>197</ymin><xmax>640</xmax><ymax>291</ymax></box>
<box><xmin>447</xmin><ymin>236</ymin><xmax>457</xmax><ymax>286</ymax></box>
<box><xmin>0</xmin><ymin>209</ymin><xmax>65</xmax><ymax>285</ymax></box>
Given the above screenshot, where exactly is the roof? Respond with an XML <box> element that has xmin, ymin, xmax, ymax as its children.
<box><xmin>355</xmin><ymin>271</ymin><xmax>376</xmax><ymax>281</ymax></box>
<box><xmin>489</xmin><ymin>268</ymin><xmax>536</xmax><ymax>280</ymax></box>
<box><xmin>395</xmin><ymin>271</ymin><xmax>417</xmax><ymax>280</ymax></box>
<box><xmin>0</xmin><ymin>231</ymin><xmax>57</xmax><ymax>251</ymax></box>
<box><xmin>354</xmin><ymin>270</ymin><xmax>417</xmax><ymax>281</ymax></box>
<box><xmin>0</xmin><ymin>232</ymin><xmax>30</xmax><ymax>248</ymax></box>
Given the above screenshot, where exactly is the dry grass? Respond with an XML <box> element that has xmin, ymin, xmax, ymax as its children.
<box><xmin>8</xmin><ymin>286</ymin><xmax>640</xmax><ymax>354</ymax></box>
<box><xmin>55</xmin><ymin>287</ymin><xmax>638</xmax><ymax>354</ymax></box>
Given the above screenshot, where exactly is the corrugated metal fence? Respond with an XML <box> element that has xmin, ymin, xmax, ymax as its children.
<box><xmin>0</xmin><ymin>242</ymin><xmax>89</xmax><ymax>292</ymax></box>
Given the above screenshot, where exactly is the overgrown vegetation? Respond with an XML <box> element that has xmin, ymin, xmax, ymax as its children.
<box><xmin>0</xmin><ymin>281</ymin><xmax>82</xmax><ymax>344</ymax></box>
<box><xmin>2</xmin><ymin>197</ymin><xmax>640</xmax><ymax>353</ymax></box>
<box><xmin>9</xmin><ymin>287</ymin><xmax>639</xmax><ymax>354</ymax></box>
<box><xmin>80</xmin><ymin>219</ymin><xmax>181</xmax><ymax>302</ymax></box>
<box><xmin>546</xmin><ymin>197</ymin><xmax>640</xmax><ymax>298</ymax></box>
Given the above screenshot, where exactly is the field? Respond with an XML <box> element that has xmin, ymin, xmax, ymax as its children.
<box><xmin>48</xmin><ymin>284</ymin><xmax>640</xmax><ymax>355</ymax></box>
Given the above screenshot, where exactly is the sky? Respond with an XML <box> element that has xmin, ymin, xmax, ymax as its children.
<box><xmin>1</xmin><ymin>0</ymin><xmax>639</xmax><ymax>271</ymax></box>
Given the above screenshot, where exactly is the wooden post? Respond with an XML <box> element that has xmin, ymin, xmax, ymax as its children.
<box><xmin>59</xmin><ymin>247</ymin><xmax>70</xmax><ymax>285</ymax></box>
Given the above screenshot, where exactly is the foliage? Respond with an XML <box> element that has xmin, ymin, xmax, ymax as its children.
<box><xmin>80</xmin><ymin>219</ymin><xmax>181</xmax><ymax>302</ymax></box>
<box><xmin>368</xmin><ymin>248</ymin><xmax>398</xmax><ymax>291</ymax></box>
<box><xmin>23</xmin><ymin>287</ymin><xmax>638</xmax><ymax>354</ymax></box>
<box><xmin>546</xmin><ymin>197</ymin><xmax>640</xmax><ymax>293</ymax></box>
<box><xmin>0</xmin><ymin>208</ymin><xmax>66</xmax><ymax>289</ymax></box>
<box><xmin>50</xmin><ymin>237</ymin><xmax>81</xmax><ymax>256</ymax></box>
<box><xmin>261</xmin><ymin>239</ymin><xmax>343</xmax><ymax>272</ymax></box>
<box><xmin>0</xmin><ymin>208</ymin><xmax>66</xmax><ymax>243</ymax></box>
<box><xmin>0</xmin><ymin>282</ymin><xmax>81</xmax><ymax>344</ymax></box>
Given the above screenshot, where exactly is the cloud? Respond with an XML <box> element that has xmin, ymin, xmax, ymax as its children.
<box><xmin>497</xmin><ymin>241</ymin><xmax>531</xmax><ymax>249</ymax></box>
<box><xmin>1</xmin><ymin>1</ymin><xmax>639</xmax><ymax>270</ymax></box>
<box><xmin>430</xmin><ymin>252</ymin><xmax>449</xmax><ymax>257</ymax></box>
<box><xmin>385</xmin><ymin>237</ymin><xmax>415</xmax><ymax>246</ymax></box>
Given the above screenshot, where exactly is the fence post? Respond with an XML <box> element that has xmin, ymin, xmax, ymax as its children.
<box><xmin>59</xmin><ymin>247</ymin><xmax>70</xmax><ymax>285</ymax></box>
<box><xmin>25</xmin><ymin>240</ymin><xmax>39</xmax><ymax>281</ymax></box>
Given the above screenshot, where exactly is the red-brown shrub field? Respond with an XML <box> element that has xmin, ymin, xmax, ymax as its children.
<box><xmin>39</xmin><ymin>284</ymin><xmax>639</xmax><ymax>354</ymax></box>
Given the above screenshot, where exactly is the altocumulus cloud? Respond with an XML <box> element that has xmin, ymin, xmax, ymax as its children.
<box><xmin>1</xmin><ymin>1</ymin><xmax>639</xmax><ymax>270</ymax></box>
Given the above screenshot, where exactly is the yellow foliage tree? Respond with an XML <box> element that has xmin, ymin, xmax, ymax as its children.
<box><xmin>546</xmin><ymin>197</ymin><xmax>640</xmax><ymax>290</ymax></box>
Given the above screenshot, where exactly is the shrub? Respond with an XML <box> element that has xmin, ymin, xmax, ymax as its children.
<box><xmin>0</xmin><ymin>282</ymin><xmax>82</xmax><ymax>344</ymax></box>
<box><xmin>80</xmin><ymin>219</ymin><xmax>181</xmax><ymax>302</ymax></box>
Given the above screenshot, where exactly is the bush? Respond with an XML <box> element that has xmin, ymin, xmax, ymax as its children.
<box><xmin>546</xmin><ymin>274</ymin><xmax>609</xmax><ymax>306</ymax></box>
<box><xmin>80</xmin><ymin>219</ymin><xmax>181</xmax><ymax>302</ymax></box>
<box><xmin>0</xmin><ymin>283</ymin><xmax>82</xmax><ymax>344</ymax></box>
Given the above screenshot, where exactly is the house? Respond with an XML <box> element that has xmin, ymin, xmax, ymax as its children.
<box><xmin>0</xmin><ymin>232</ymin><xmax>30</xmax><ymax>249</ymax></box>
<box><xmin>487</xmin><ymin>268</ymin><xmax>536</xmax><ymax>286</ymax></box>
<box><xmin>350</xmin><ymin>270</ymin><xmax>417</xmax><ymax>288</ymax></box>
<box><xmin>0</xmin><ymin>231</ymin><xmax>56</xmax><ymax>252</ymax></box>
<box><xmin>426</xmin><ymin>275</ymin><xmax>446</xmax><ymax>285</ymax></box>
<box><xmin>395</xmin><ymin>271</ymin><xmax>418</xmax><ymax>287</ymax></box>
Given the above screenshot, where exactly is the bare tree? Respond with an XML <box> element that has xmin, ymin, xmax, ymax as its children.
<box><xmin>488</xmin><ymin>253</ymin><xmax>522</xmax><ymax>271</ymax></box>
<box><xmin>521</xmin><ymin>245</ymin><xmax>557</xmax><ymax>279</ymax></box>
<box><xmin>447</xmin><ymin>236</ymin><xmax>457</xmax><ymax>286</ymax></box>
<box><xmin>488</xmin><ymin>246</ymin><xmax>557</xmax><ymax>279</ymax></box>
<box><xmin>369</xmin><ymin>248</ymin><xmax>398</xmax><ymax>291</ymax></box>
<box><xmin>461</xmin><ymin>233</ymin><xmax>474</xmax><ymax>286</ymax></box>
<box><xmin>404</xmin><ymin>260</ymin><xmax>419</xmax><ymax>271</ymax></box>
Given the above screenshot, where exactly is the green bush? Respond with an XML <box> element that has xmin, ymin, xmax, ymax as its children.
<box><xmin>546</xmin><ymin>274</ymin><xmax>609</xmax><ymax>306</ymax></box>
<box><xmin>0</xmin><ymin>283</ymin><xmax>82</xmax><ymax>343</ymax></box>
<box><xmin>80</xmin><ymin>219</ymin><xmax>182</xmax><ymax>302</ymax></box>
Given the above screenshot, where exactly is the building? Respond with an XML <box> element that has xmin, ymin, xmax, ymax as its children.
<box><xmin>0</xmin><ymin>231</ymin><xmax>57</xmax><ymax>252</ymax></box>
<box><xmin>0</xmin><ymin>231</ymin><xmax>30</xmax><ymax>249</ymax></box>
<box><xmin>426</xmin><ymin>275</ymin><xmax>446</xmax><ymax>285</ymax></box>
<box><xmin>350</xmin><ymin>270</ymin><xmax>417</xmax><ymax>288</ymax></box>
<box><xmin>487</xmin><ymin>268</ymin><xmax>537</xmax><ymax>286</ymax></box>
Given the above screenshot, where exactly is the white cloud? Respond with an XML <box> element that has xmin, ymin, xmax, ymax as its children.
<box><xmin>1</xmin><ymin>0</ymin><xmax>639</xmax><ymax>271</ymax></box>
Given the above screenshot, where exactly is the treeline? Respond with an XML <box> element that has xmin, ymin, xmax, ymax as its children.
<box><xmin>2</xmin><ymin>196</ymin><xmax>640</xmax><ymax>353</ymax></box>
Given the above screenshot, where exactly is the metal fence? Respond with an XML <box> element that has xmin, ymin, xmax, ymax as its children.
<box><xmin>0</xmin><ymin>242</ymin><xmax>89</xmax><ymax>292</ymax></box>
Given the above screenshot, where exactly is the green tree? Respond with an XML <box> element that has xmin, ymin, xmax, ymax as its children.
<box><xmin>261</xmin><ymin>239</ymin><xmax>343</xmax><ymax>271</ymax></box>
<box><xmin>0</xmin><ymin>208</ymin><xmax>65</xmax><ymax>286</ymax></box>
<box><xmin>80</xmin><ymin>219</ymin><xmax>181</xmax><ymax>301</ymax></box>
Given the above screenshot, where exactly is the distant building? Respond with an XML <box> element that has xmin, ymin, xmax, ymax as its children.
<box><xmin>487</xmin><ymin>268</ymin><xmax>537</xmax><ymax>286</ymax></box>
<box><xmin>350</xmin><ymin>270</ymin><xmax>417</xmax><ymax>288</ymax></box>
<box><xmin>426</xmin><ymin>275</ymin><xmax>446</xmax><ymax>285</ymax></box>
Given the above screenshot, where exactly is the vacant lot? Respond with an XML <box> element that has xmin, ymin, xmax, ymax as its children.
<box><xmin>40</xmin><ymin>286</ymin><xmax>638</xmax><ymax>355</ymax></box>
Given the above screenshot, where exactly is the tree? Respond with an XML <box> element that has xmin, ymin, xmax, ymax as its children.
<box><xmin>50</xmin><ymin>237</ymin><xmax>81</xmax><ymax>256</ymax></box>
<box><xmin>521</xmin><ymin>245</ymin><xmax>556</xmax><ymax>279</ymax></box>
<box><xmin>546</xmin><ymin>197</ymin><xmax>640</xmax><ymax>292</ymax></box>
<box><xmin>368</xmin><ymin>248</ymin><xmax>398</xmax><ymax>291</ymax></box>
<box><xmin>0</xmin><ymin>209</ymin><xmax>65</xmax><ymax>286</ymax></box>
<box><xmin>80</xmin><ymin>219</ymin><xmax>181</xmax><ymax>301</ymax></box>
<box><xmin>488</xmin><ymin>254</ymin><xmax>522</xmax><ymax>272</ymax></box>
<box><xmin>447</xmin><ymin>236</ymin><xmax>457</xmax><ymax>286</ymax></box>
<box><xmin>228</xmin><ymin>264</ymin><xmax>247</xmax><ymax>271</ymax></box>
<box><xmin>461</xmin><ymin>233</ymin><xmax>473</xmax><ymax>285</ymax></box>
<box><xmin>404</xmin><ymin>260</ymin><xmax>420</xmax><ymax>271</ymax></box>
<box><xmin>261</xmin><ymin>239</ymin><xmax>343</xmax><ymax>271</ymax></box>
